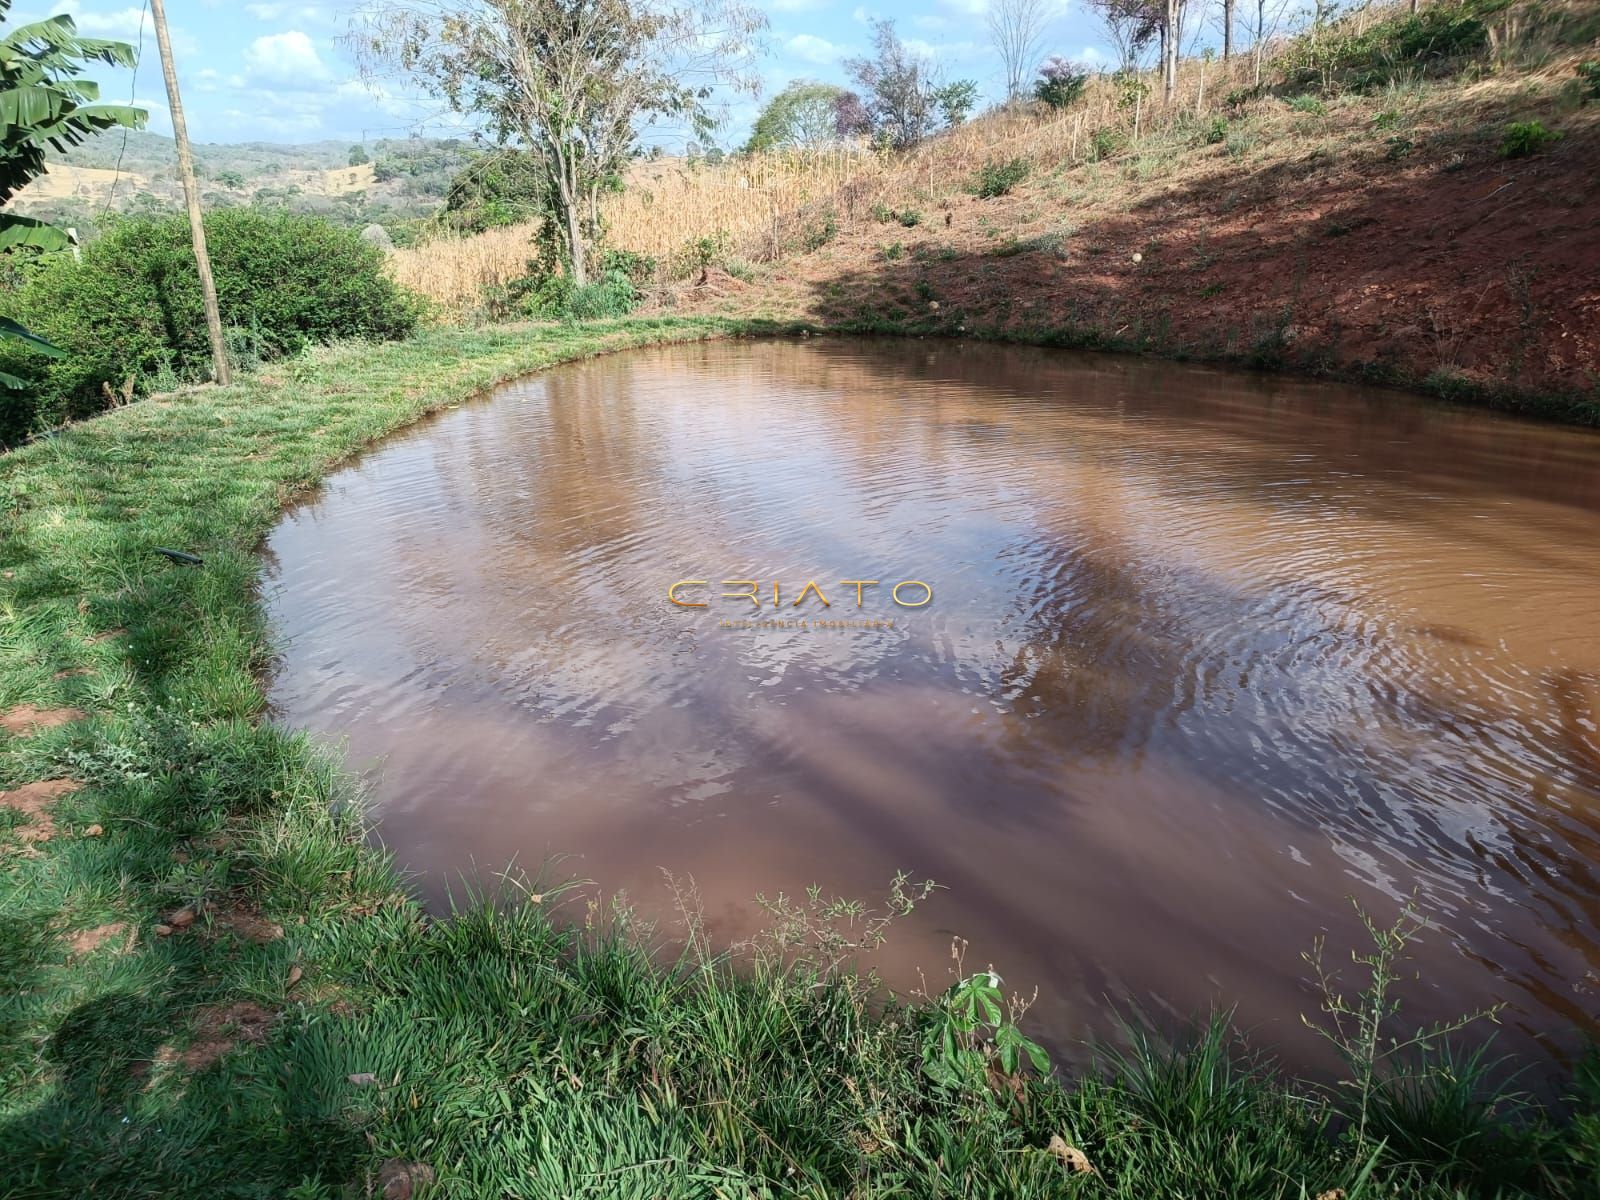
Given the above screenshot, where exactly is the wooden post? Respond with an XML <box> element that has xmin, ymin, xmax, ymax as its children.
<box><xmin>149</xmin><ymin>0</ymin><xmax>230</xmax><ymax>386</ymax></box>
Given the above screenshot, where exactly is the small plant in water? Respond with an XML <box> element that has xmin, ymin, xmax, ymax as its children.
<box><xmin>1302</xmin><ymin>896</ymin><xmax>1502</xmax><ymax>1149</ymax></box>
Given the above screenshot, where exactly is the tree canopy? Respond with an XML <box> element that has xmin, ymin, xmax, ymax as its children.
<box><xmin>347</xmin><ymin>0</ymin><xmax>764</xmax><ymax>284</ymax></box>
<box><xmin>744</xmin><ymin>81</ymin><xmax>846</xmax><ymax>154</ymax></box>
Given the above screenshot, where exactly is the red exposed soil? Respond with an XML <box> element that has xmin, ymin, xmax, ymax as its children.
<box><xmin>0</xmin><ymin>778</ymin><xmax>82</xmax><ymax>843</ymax></box>
<box><xmin>0</xmin><ymin>705</ymin><xmax>86</xmax><ymax>736</ymax></box>
<box><xmin>672</xmin><ymin>80</ymin><xmax>1599</xmax><ymax>408</ymax></box>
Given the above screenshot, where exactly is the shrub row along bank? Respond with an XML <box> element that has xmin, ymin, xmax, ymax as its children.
<box><xmin>0</xmin><ymin>210</ymin><xmax>418</xmax><ymax>447</ymax></box>
<box><xmin>1</xmin><ymin>321</ymin><xmax>1597</xmax><ymax>1198</ymax></box>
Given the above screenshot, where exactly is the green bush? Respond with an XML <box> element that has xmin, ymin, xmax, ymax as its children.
<box><xmin>598</xmin><ymin>247</ymin><xmax>657</xmax><ymax>285</ymax></box>
<box><xmin>1284</xmin><ymin>1</ymin><xmax>1489</xmax><ymax>92</ymax></box>
<box><xmin>1089</xmin><ymin>126</ymin><xmax>1124</xmax><ymax>161</ymax></box>
<box><xmin>802</xmin><ymin>213</ymin><xmax>837</xmax><ymax>252</ymax></box>
<box><xmin>1034</xmin><ymin>58</ymin><xmax>1089</xmax><ymax>110</ymax></box>
<box><xmin>1288</xmin><ymin>93</ymin><xmax>1327</xmax><ymax>115</ymax></box>
<box><xmin>1577</xmin><ymin>60</ymin><xmax>1600</xmax><ymax>101</ymax></box>
<box><xmin>975</xmin><ymin>158</ymin><xmax>1029</xmax><ymax>198</ymax></box>
<box><xmin>511</xmin><ymin>268</ymin><xmax>639</xmax><ymax>321</ymax></box>
<box><xmin>1204</xmin><ymin>115</ymin><xmax>1230</xmax><ymax>144</ymax></box>
<box><xmin>1499</xmin><ymin>120</ymin><xmax>1561</xmax><ymax>157</ymax></box>
<box><xmin>0</xmin><ymin>210</ymin><xmax>417</xmax><ymax>445</ymax></box>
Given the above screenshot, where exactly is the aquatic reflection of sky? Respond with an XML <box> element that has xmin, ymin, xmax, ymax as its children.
<box><xmin>266</xmin><ymin>339</ymin><xmax>1600</xmax><ymax>1079</ymax></box>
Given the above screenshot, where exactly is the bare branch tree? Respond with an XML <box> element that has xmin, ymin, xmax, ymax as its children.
<box><xmin>986</xmin><ymin>0</ymin><xmax>1052</xmax><ymax>102</ymax></box>
<box><xmin>346</xmin><ymin>0</ymin><xmax>764</xmax><ymax>285</ymax></box>
<box><xmin>1086</xmin><ymin>0</ymin><xmax>1160</xmax><ymax>73</ymax></box>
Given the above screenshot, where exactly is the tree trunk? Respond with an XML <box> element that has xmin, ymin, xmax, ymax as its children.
<box><xmin>567</xmin><ymin>204</ymin><xmax>588</xmax><ymax>286</ymax></box>
<box><xmin>1163</xmin><ymin>0</ymin><xmax>1179</xmax><ymax>102</ymax></box>
<box><xmin>150</xmin><ymin>0</ymin><xmax>229</xmax><ymax>386</ymax></box>
<box><xmin>1224</xmin><ymin>0</ymin><xmax>1235</xmax><ymax>59</ymax></box>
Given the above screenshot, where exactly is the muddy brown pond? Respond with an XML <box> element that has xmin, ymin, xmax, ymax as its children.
<box><xmin>265</xmin><ymin>338</ymin><xmax>1600</xmax><ymax>1075</ymax></box>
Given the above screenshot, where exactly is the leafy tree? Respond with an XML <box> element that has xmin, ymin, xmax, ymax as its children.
<box><xmin>845</xmin><ymin>19</ymin><xmax>970</xmax><ymax>149</ymax></box>
<box><xmin>935</xmin><ymin>79</ymin><xmax>978</xmax><ymax>127</ymax></box>
<box><xmin>833</xmin><ymin>89</ymin><xmax>872</xmax><ymax>138</ymax></box>
<box><xmin>443</xmin><ymin>148</ymin><xmax>544</xmax><ymax>232</ymax></box>
<box><xmin>1034</xmin><ymin>56</ymin><xmax>1090</xmax><ymax>109</ymax></box>
<box><xmin>347</xmin><ymin>0</ymin><xmax>765</xmax><ymax>285</ymax></box>
<box><xmin>744</xmin><ymin>80</ymin><xmax>845</xmax><ymax>153</ymax></box>
<box><xmin>0</xmin><ymin>0</ymin><xmax>144</xmax><ymax>387</ymax></box>
<box><xmin>349</xmin><ymin>143</ymin><xmax>370</xmax><ymax>166</ymax></box>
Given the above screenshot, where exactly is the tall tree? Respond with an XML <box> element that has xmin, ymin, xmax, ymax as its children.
<box><xmin>744</xmin><ymin>80</ymin><xmax>846</xmax><ymax>153</ymax></box>
<box><xmin>845</xmin><ymin>19</ymin><xmax>974</xmax><ymax>149</ymax></box>
<box><xmin>986</xmin><ymin>0</ymin><xmax>1051</xmax><ymax>103</ymax></box>
<box><xmin>0</xmin><ymin>0</ymin><xmax>145</xmax><ymax>385</ymax></box>
<box><xmin>348</xmin><ymin>0</ymin><xmax>764</xmax><ymax>285</ymax></box>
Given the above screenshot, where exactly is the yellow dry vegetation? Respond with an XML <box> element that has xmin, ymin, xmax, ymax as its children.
<box><xmin>9</xmin><ymin>162</ymin><xmax>150</xmax><ymax>205</ymax></box>
<box><xmin>319</xmin><ymin>162</ymin><xmax>377</xmax><ymax>195</ymax></box>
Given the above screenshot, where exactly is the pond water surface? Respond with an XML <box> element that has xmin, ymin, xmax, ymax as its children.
<box><xmin>264</xmin><ymin>338</ymin><xmax>1600</xmax><ymax>1074</ymax></box>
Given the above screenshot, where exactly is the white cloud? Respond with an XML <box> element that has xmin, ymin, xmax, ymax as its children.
<box><xmin>1078</xmin><ymin>46</ymin><xmax>1109</xmax><ymax>66</ymax></box>
<box><xmin>784</xmin><ymin>33</ymin><xmax>845</xmax><ymax>65</ymax></box>
<box><xmin>243</xmin><ymin>3</ymin><xmax>336</xmax><ymax>24</ymax></box>
<box><xmin>244</xmin><ymin>30</ymin><xmax>330</xmax><ymax>86</ymax></box>
<box><xmin>905</xmin><ymin>37</ymin><xmax>981</xmax><ymax>59</ymax></box>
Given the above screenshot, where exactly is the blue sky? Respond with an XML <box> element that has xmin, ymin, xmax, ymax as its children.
<box><xmin>25</xmin><ymin>0</ymin><xmax>1118</xmax><ymax>146</ymax></box>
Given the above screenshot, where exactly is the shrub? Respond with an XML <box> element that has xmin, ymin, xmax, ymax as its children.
<box><xmin>0</xmin><ymin>210</ymin><xmax>417</xmax><ymax>443</ymax></box>
<box><xmin>1577</xmin><ymin>60</ymin><xmax>1600</xmax><ymax>101</ymax></box>
<box><xmin>1284</xmin><ymin>2</ymin><xmax>1489</xmax><ymax>92</ymax></box>
<box><xmin>1288</xmin><ymin>94</ymin><xmax>1326</xmax><ymax>115</ymax></box>
<box><xmin>598</xmin><ymin>247</ymin><xmax>657</xmax><ymax>284</ymax></box>
<box><xmin>1088</xmin><ymin>126</ymin><xmax>1123</xmax><ymax>161</ymax></box>
<box><xmin>1499</xmin><ymin>120</ymin><xmax>1561</xmax><ymax>158</ymax></box>
<box><xmin>802</xmin><ymin>213</ymin><xmax>837</xmax><ymax>252</ymax></box>
<box><xmin>1034</xmin><ymin>57</ymin><xmax>1089</xmax><ymax>110</ymax></box>
<box><xmin>511</xmin><ymin>268</ymin><xmax>639</xmax><ymax>320</ymax></box>
<box><xmin>896</xmin><ymin>209</ymin><xmax>923</xmax><ymax>227</ymax></box>
<box><xmin>1204</xmin><ymin>116</ymin><xmax>1230</xmax><ymax>144</ymax></box>
<box><xmin>975</xmin><ymin>158</ymin><xmax>1029</xmax><ymax>198</ymax></box>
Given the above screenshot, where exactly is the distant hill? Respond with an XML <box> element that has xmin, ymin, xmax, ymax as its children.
<box><xmin>8</xmin><ymin>130</ymin><xmax>479</xmax><ymax>243</ymax></box>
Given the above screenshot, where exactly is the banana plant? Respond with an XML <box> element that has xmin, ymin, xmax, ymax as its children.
<box><xmin>0</xmin><ymin>0</ymin><xmax>145</xmax><ymax>385</ymax></box>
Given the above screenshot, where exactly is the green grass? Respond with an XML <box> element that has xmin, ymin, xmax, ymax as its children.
<box><xmin>1</xmin><ymin>317</ymin><xmax>1597</xmax><ymax>1197</ymax></box>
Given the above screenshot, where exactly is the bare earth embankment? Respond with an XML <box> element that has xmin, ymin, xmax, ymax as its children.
<box><xmin>661</xmin><ymin>61</ymin><xmax>1598</xmax><ymax>418</ymax></box>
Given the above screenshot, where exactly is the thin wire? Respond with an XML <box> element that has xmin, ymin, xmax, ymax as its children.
<box><xmin>102</xmin><ymin>0</ymin><xmax>148</xmax><ymax>217</ymax></box>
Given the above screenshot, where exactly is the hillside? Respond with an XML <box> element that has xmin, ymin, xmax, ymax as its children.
<box><xmin>8</xmin><ymin>130</ymin><xmax>477</xmax><ymax>240</ymax></box>
<box><xmin>665</xmin><ymin>10</ymin><xmax>1598</xmax><ymax>413</ymax></box>
<box><xmin>391</xmin><ymin>0</ymin><xmax>1600</xmax><ymax>418</ymax></box>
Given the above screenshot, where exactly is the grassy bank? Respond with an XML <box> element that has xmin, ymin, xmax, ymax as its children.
<box><xmin>1</xmin><ymin>320</ymin><xmax>1596</xmax><ymax>1198</ymax></box>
